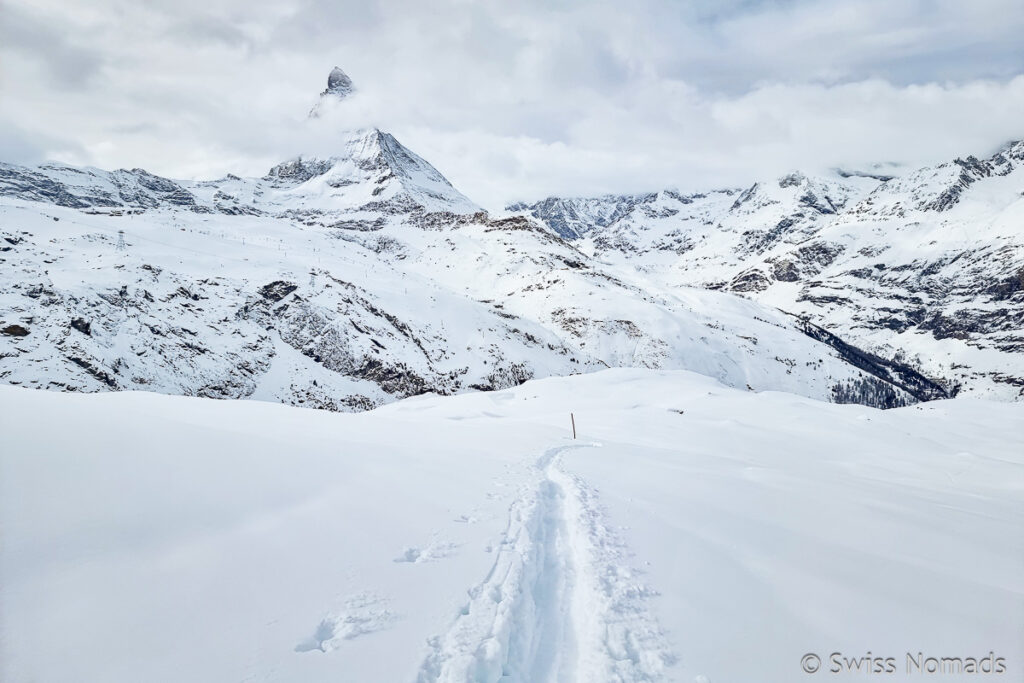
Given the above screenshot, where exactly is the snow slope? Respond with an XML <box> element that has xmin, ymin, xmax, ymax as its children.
<box><xmin>2</xmin><ymin>371</ymin><xmax>1021</xmax><ymax>682</ymax></box>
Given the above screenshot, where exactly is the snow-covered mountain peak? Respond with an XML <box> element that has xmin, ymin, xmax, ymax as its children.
<box><xmin>309</xmin><ymin>66</ymin><xmax>355</xmax><ymax>118</ymax></box>
<box><xmin>777</xmin><ymin>171</ymin><xmax>807</xmax><ymax>188</ymax></box>
<box><xmin>265</xmin><ymin>127</ymin><xmax>480</xmax><ymax>214</ymax></box>
<box><xmin>997</xmin><ymin>138</ymin><xmax>1024</xmax><ymax>161</ymax></box>
<box><xmin>852</xmin><ymin>138</ymin><xmax>1024</xmax><ymax>216</ymax></box>
<box><xmin>325</xmin><ymin>66</ymin><xmax>354</xmax><ymax>98</ymax></box>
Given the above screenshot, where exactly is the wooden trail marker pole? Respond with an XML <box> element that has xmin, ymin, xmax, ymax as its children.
<box><xmin>571</xmin><ymin>413</ymin><xmax>576</xmax><ymax>439</ymax></box>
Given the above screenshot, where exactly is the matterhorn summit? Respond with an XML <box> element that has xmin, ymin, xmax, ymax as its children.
<box><xmin>283</xmin><ymin>67</ymin><xmax>480</xmax><ymax>214</ymax></box>
<box><xmin>309</xmin><ymin>66</ymin><xmax>355</xmax><ymax>117</ymax></box>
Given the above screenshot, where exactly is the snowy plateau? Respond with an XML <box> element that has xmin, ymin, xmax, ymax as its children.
<box><xmin>1</xmin><ymin>68</ymin><xmax>1022</xmax><ymax>683</ymax></box>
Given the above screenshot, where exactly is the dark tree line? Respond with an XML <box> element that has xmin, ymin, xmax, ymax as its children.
<box><xmin>832</xmin><ymin>377</ymin><xmax>913</xmax><ymax>409</ymax></box>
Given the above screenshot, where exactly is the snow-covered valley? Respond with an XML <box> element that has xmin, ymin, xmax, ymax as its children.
<box><xmin>2</xmin><ymin>370</ymin><xmax>1021</xmax><ymax>682</ymax></box>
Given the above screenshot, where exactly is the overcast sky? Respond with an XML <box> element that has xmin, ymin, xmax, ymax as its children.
<box><xmin>2</xmin><ymin>0</ymin><xmax>1024</xmax><ymax>210</ymax></box>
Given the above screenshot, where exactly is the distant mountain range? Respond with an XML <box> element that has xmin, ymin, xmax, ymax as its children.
<box><xmin>511</xmin><ymin>142</ymin><xmax>1024</xmax><ymax>400</ymax></box>
<box><xmin>1</xmin><ymin>67</ymin><xmax>1019</xmax><ymax>409</ymax></box>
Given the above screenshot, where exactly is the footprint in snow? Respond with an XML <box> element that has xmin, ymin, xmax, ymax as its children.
<box><xmin>294</xmin><ymin>593</ymin><xmax>398</xmax><ymax>653</ymax></box>
<box><xmin>393</xmin><ymin>540</ymin><xmax>459</xmax><ymax>563</ymax></box>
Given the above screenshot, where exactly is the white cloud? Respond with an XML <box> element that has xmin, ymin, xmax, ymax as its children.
<box><xmin>2</xmin><ymin>0</ymin><xmax>1023</xmax><ymax>210</ymax></box>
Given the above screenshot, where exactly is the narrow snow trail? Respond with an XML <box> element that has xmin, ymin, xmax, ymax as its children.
<box><xmin>417</xmin><ymin>443</ymin><xmax>674</xmax><ymax>683</ymax></box>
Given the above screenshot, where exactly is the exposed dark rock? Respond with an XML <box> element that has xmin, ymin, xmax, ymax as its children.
<box><xmin>797</xmin><ymin>293</ymin><xmax>854</xmax><ymax>307</ymax></box>
<box><xmin>739</xmin><ymin>218</ymin><xmax>798</xmax><ymax>255</ymax></box>
<box><xmin>324</xmin><ymin>67</ymin><xmax>354</xmax><ymax>98</ymax></box>
<box><xmin>67</xmin><ymin>355</ymin><xmax>117</xmax><ymax>388</ymax></box>
<box><xmin>259</xmin><ymin>281</ymin><xmax>298</xmax><ymax>303</ymax></box>
<box><xmin>987</xmin><ymin>268</ymin><xmax>1024</xmax><ymax>301</ymax></box>
<box><xmin>778</xmin><ymin>173</ymin><xmax>805</xmax><ymax>188</ymax></box>
<box><xmin>265</xmin><ymin>158</ymin><xmax>334</xmax><ymax>184</ymax></box>
<box><xmin>772</xmin><ymin>260</ymin><xmax>800</xmax><ymax>282</ymax></box>
<box><xmin>923</xmin><ymin>153</ymin><xmax>1015</xmax><ymax>212</ymax></box>
<box><xmin>794</xmin><ymin>242</ymin><xmax>843</xmax><ymax>269</ymax></box>
<box><xmin>918</xmin><ymin>307</ymin><xmax>1023</xmax><ymax>340</ymax></box>
<box><xmin>730</xmin><ymin>269</ymin><xmax>771</xmax><ymax>293</ymax></box>
<box><xmin>802</xmin><ymin>189</ymin><xmax>840</xmax><ymax>214</ymax></box>
<box><xmin>869</xmin><ymin>307</ymin><xmax>927</xmax><ymax>333</ymax></box>
<box><xmin>71</xmin><ymin>318</ymin><xmax>91</xmax><ymax>336</ymax></box>
<box><xmin>730</xmin><ymin>183</ymin><xmax>759</xmax><ymax>210</ymax></box>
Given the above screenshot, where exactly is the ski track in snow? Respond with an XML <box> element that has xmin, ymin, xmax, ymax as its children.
<box><xmin>416</xmin><ymin>443</ymin><xmax>675</xmax><ymax>683</ymax></box>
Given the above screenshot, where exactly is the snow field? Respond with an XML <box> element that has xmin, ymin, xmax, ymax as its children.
<box><xmin>2</xmin><ymin>368</ymin><xmax>1022</xmax><ymax>682</ymax></box>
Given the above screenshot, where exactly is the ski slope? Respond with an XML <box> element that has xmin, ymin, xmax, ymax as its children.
<box><xmin>2</xmin><ymin>370</ymin><xmax>1021</xmax><ymax>682</ymax></box>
